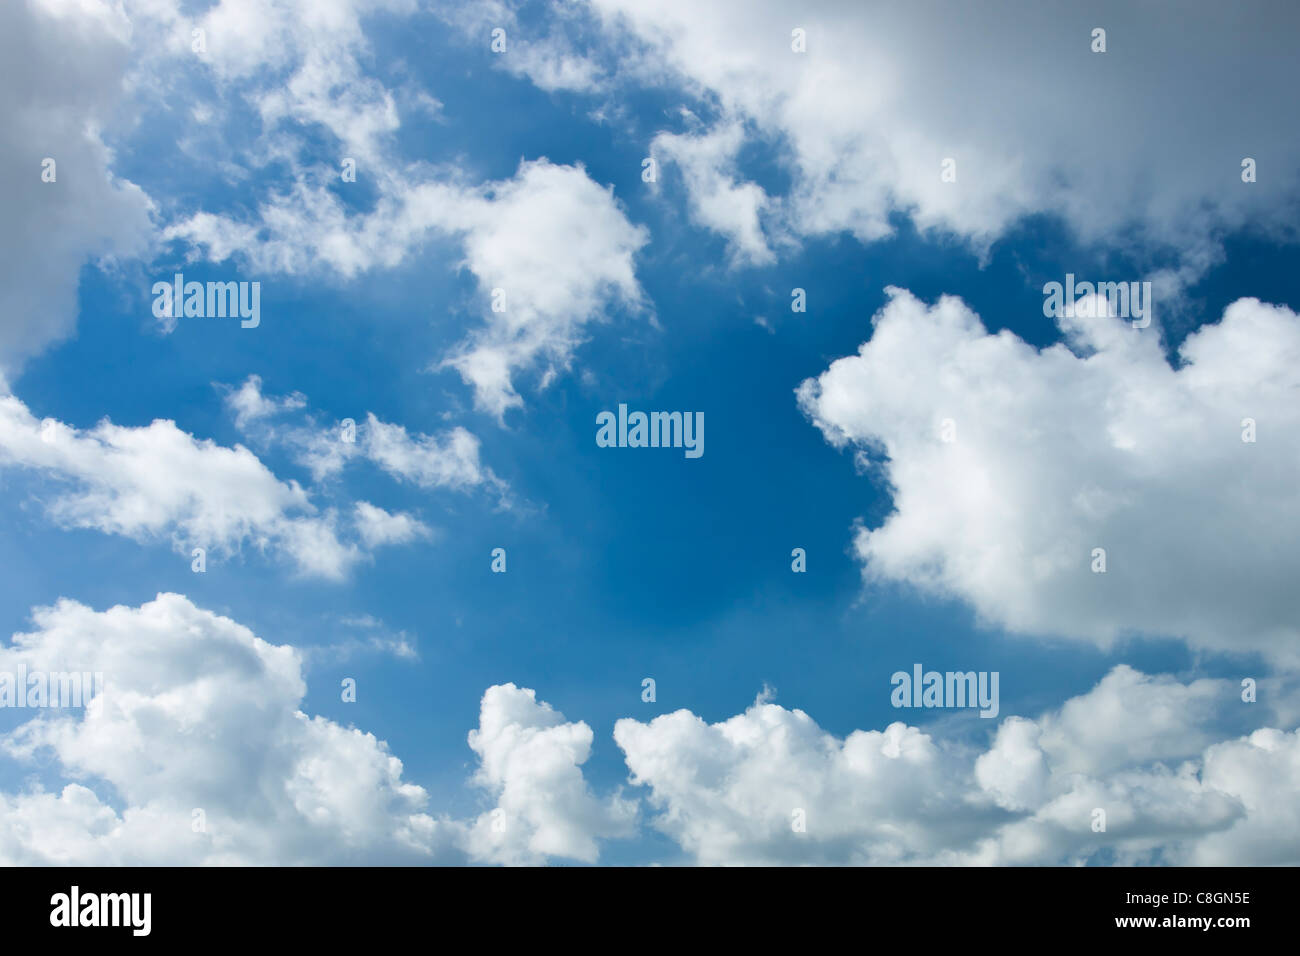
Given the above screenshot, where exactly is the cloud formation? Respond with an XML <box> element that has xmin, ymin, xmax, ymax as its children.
<box><xmin>0</xmin><ymin>594</ymin><xmax>627</xmax><ymax>865</ymax></box>
<box><xmin>0</xmin><ymin>388</ymin><xmax>435</xmax><ymax>579</ymax></box>
<box><xmin>572</xmin><ymin>0</ymin><xmax>1299</xmax><ymax>285</ymax></box>
<box><xmin>173</xmin><ymin>160</ymin><xmax>648</xmax><ymax>420</ymax></box>
<box><xmin>0</xmin><ymin>593</ymin><xmax>1290</xmax><ymax>866</ymax></box>
<box><xmin>223</xmin><ymin>375</ymin><xmax>506</xmax><ymax>501</ymax></box>
<box><xmin>0</xmin><ymin>0</ymin><xmax>153</xmax><ymax>372</ymax></box>
<box><xmin>465</xmin><ymin>683</ymin><xmax>636</xmax><ymax>864</ymax></box>
<box><xmin>616</xmin><ymin>668</ymin><xmax>1298</xmax><ymax>866</ymax></box>
<box><xmin>0</xmin><ymin>593</ymin><xmax>450</xmax><ymax>864</ymax></box>
<box><xmin>798</xmin><ymin>289</ymin><xmax>1300</xmax><ymax>661</ymax></box>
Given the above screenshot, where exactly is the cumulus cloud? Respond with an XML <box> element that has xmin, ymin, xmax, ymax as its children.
<box><xmin>434</xmin><ymin>160</ymin><xmax>648</xmax><ymax>419</ymax></box>
<box><xmin>353</xmin><ymin>500</ymin><xmax>431</xmax><ymax>548</ymax></box>
<box><xmin>565</xmin><ymin>0</ymin><xmax>1300</xmax><ymax>284</ymax></box>
<box><xmin>465</xmin><ymin>683</ymin><xmax>636</xmax><ymax>865</ymax></box>
<box><xmin>139</xmin><ymin>3</ymin><xmax>651</xmax><ymax>419</ymax></box>
<box><xmin>434</xmin><ymin>0</ymin><xmax>609</xmax><ymax>94</ymax></box>
<box><xmin>974</xmin><ymin>717</ymin><xmax>1048</xmax><ymax>813</ymax></box>
<box><xmin>361</xmin><ymin>414</ymin><xmax>500</xmax><ymax>492</ymax></box>
<box><xmin>223</xmin><ymin>376</ymin><xmax>507</xmax><ymax>501</ymax></box>
<box><xmin>616</xmin><ymin>669</ymin><xmax>1299</xmax><ymax>866</ymax></box>
<box><xmin>0</xmin><ymin>594</ymin><xmax>627</xmax><ymax>865</ymax></box>
<box><xmin>964</xmin><ymin>703</ymin><xmax>1297</xmax><ymax>867</ymax></box>
<box><xmin>223</xmin><ymin>374</ymin><xmax>307</xmax><ymax>430</ymax></box>
<box><xmin>1035</xmin><ymin>666</ymin><xmax>1231</xmax><ymax>776</ymax></box>
<box><xmin>13</xmin><ymin>1</ymin><xmax>649</xmax><ymax>419</ymax></box>
<box><xmin>1188</xmin><ymin>728</ymin><xmax>1300</xmax><ymax>866</ymax></box>
<box><xmin>0</xmin><ymin>593</ymin><xmax>454</xmax><ymax>864</ymax></box>
<box><xmin>615</xmin><ymin>692</ymin><xmax>982</xmax><ymax>865</ymax></box>
<box><xmin>0</xmin><ymin>596</ymin><xmax>1290</xmax><ymax>866</ymax></box>
<box><xmin>0</xmin><ymin>0</ymin><xmax>154</xmax><ymax>372</ymax></box>
<box><xmin>797</xmin><ymin>288</ymin><xmax>1300</xmax><ymax>662</ymax></box>
<box><xmin>201</xmin><ymin>0</ymin><xmax>416</xmax><ymax>164</ymax></box>
<box><xmin>135</xmin><ymin>4</ymin><xmax>651</xmax><ymax>421</ymax></box>
<box><xmin>174</xmin><ymin>160</ymin><xmax>648</xmax><ymax>420</ymax></box>
<box><xmin>650</xmin><ymin>120</ymin><xmax>777</xmax><ymax>267</ymax></box>
<box><xmin>0</xmin><ymin>388</ymin><xmax>430</xmax><ymax>579</ymax></box>
<box><xmin>119</xmin><ymin>0</ymin><xmax>416</xmax><ymax>165</ymax></box>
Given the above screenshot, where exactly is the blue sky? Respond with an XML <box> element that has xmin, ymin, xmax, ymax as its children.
<box><xmin>1</xmin><ymin>0</ymin><xmax>1299</xmax><ymax>866</ymax></box>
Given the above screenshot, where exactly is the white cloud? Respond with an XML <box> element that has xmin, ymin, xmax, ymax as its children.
<box><xmin>798</xmin><ymin>288</ymin><xmax>1300</xmax><ymax>662</ymax></box>
<box><xmin>615</xmin><ymin>669</ymin><xmax>1300</xmax><ymax>866</ymax></box>
<box><xmin>1189</xmin><ymin>728</ymin><xmax>1300</xmax><ymax>865</ymax></box>
<box><xmin>465</xmin><ymin>683</ymin><xmax>636</xmax><ymax>864</ymax></box>
<box><xmin>614</xmin><ymin>691</ymin><xmax>979</xmax><ymax>865</ymax></box>
<box><xmin>974</xmin><ymin>717</ymin><xmax>1048</xmax><ymax>813</ymax></box>
<box><xmin>1035</xmin><ymin>666</ymin><xmax>1230</xmax><ymax>776</ymax></box>
<box><xmin>223</xmin><ymin>376</ymin><xmax>507</xmax><ymax>500</ymax></box>
<box><xmin>576</xmin><ymin>0</ymin><xmax>1300</xmax><ymax>283</ymax></box>
<box><xmin>223</xmin><ymin>374</ymin><xmax>307</xmax><ymax>430</ymax></box>
<box><xmin>0</xmin><ymin>593</ymin><xmax>457</xmax><ymax>864</ymax></box>
<box><xmin>37</xmin><ymin>2</ymin><xmax>651</xmax><ymax>420</ymax></box>
<box><xmin>120</xmin><ymin>0</ymin><xmax>417</xmax><ymax>164</ymax></box>
<box><xmin>302</xmin><ymin>614</ymin><xmax>419</xmax><ymax>664</ymax></box>
<box><xmin>963</xmin><ymin>705</ymin><xmax>1297</xmax><ymax>866</ymax></box>
<box><xmin>361</xmin><ymin>414</ymin><xmax>497</xmax><ymax>491</ymax></box>
<box><xmin>0</xmin><ymin>388</ymin><xmax>430</xmax><ymax>579</ymax></box>
<box><xmin>435</xmin><ymin>160</ymin><xmax>649</xmax><ymax>419</ymax></box>
<box><xmin>434</xmin><ymin>0</ymin><xmax>609</xmax><ymax>94</ymax></box>
<box><xmin>0</xmin><ymin>596</ymin><xmax>1291</xmax><ymax>867</ymax></box>
<box><xmin>173</xmin><ymin>161</ymin><xmax>648</xmax><ymax>420</ymax></box>
<box><xmin>651</xmin><ymin>120</ymin><xmax>776</xmax><ymax>267</ymax></box>
<box><xmin>354</xmin><ymin>500</ymin><xmax>431</xmax><ymax>548</ymax></box>
<box><xmin>0</xmin><ymin>0</ymin><xmax>154</xmax><ymax>372</ymax></box>
<box><xmin>0</xmin><ymin>594</ymin><xmax>629</xmax><ymax>865</ymax></box>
